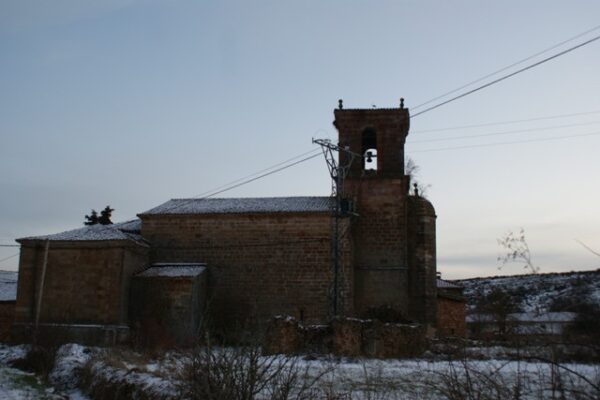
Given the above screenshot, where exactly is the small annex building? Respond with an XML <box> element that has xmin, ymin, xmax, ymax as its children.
<box><xmin>12</xmin><ymin>104</ymin><xmax>443</xmax><ymax>346</ymax></box>
<box><xmin>436</xmin><ymin>279</ymin><xmax>466</xmax><ymax>338</ymax></box>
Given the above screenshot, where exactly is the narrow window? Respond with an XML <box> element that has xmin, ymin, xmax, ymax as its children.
<box><xmin>362</xmin><ymin>128</ymin><xmax>377</xmax><ymax>170</ymax></box>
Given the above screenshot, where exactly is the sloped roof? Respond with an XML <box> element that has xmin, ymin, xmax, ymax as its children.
<box><xmin>139</xmin><ymin>196</ymin><xmax>333</xmax><ymax>216</ymax></box>
<box><xmin>17</xmin><ymin>219</ymin><xmax>145</xmax><ymax>244</ymax></box>
<box><xmin>136</xmin><ymin>263</ymin><xmax>206</xmax><ymax>278</ymax></box>
<box><xmin>0</xmin><ymin>270</ymin><xmax>17</xmax><ymax>302</ymax></box>
<box><xmin>509</xmin><ymin>312</ymin><xmax>577</xmax><ymax>323</ymax></box>
<box><xmin>437</xmin><ymin>279</ymin><xmax>463</xmax><ymax>289</ymax></box>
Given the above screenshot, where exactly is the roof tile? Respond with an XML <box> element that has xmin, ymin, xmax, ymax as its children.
<box><xmin>140</xmin><ymin>196</ymin><xmax>333</xmax><ymax>215</ymax></box>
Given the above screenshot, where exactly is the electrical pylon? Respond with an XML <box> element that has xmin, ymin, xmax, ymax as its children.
<box><xmin>312</xmin><ymin>138</ymin><xmax>360</xmax><ymax>317</ymax></box>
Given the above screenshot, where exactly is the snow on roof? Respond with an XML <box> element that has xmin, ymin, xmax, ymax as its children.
<box><xmin>509</xmin><ymin>312</ymin><xmax>577</xmax><ymax>323</ymax></box>
<box><xmin>17</xmin><ymin>219</ymin><xmax>145</xmax><ymax>243</ymax></box>
<box><xmin>139</xmin><ymin>196</ymin><xmax>333</xmax><ymax>215</ymax></box>
<box><xmin>466</xmin><ymin>312</ymin><xmax>577</xmax><ymax>323</ymax></box>
<box><xmin>0</xmin><ymin>270</ymin><xmax>17</xmax><ymax>301</ymax></box>
<box><xmin>437</xmin><ymin>279</ymin><xmax>463</xmax><ymax>289</ymax></box>
<box><xmin>136</xmin><ymin>263</ymin><xmax>206</xmax><ymax>278</ymax></box>
<box><xmin>114</xmin><ymin>219</ymin><xmax>141</xmax><ymax>233</ymax></box>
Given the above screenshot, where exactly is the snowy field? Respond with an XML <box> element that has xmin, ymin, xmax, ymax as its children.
<box><xmin>0</xmin><ymin>343</ymin><xmax>599</xmax><ymax>399</ymax></box>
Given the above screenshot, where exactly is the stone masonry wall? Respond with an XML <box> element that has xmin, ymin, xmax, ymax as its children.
<box><xmin>140</xmin><ymin>213</ymin><xmax>352</xmax><ymax>332</ymax></box>
<box><xmin>407</xmin><ymin>197</ymin><xmax>438</xmax><ymax>330</ymax></box>
<box><xmin>264</xmin><ymin>316</ymin><xmax>427</xmax><ymax>358</ymax></box>
<box><xmin>437</xmin><ymin>296</ymin><xmax>466</xmax><ymax>338</ymax></box>
<box><xmin>334</xmin><ymin>107</ymin><xmax>416</xmax><ymax>321</ymax></box>
<box><xmin>130</xmin><ymin>272</ymin><xmax>206</xmax><ymax>347</ymax></box>
<box><xmin>345</xmin><ymin>177</ymin><xmax>410</xmax><ymax>318</ymax></box>
<box><xmin>14</xmin><ymin>242</ymin><xmax>148</xmax><ymax>326</ymax></box>
<box><xmin>334</xmin><ymin>108</ymin><xmax>410</xmax><ymax>178</ymax></box>
<box><xmin>0</xmin><ymin>302</ymin><xmax>15</xmax><ymax>341</ymax></box>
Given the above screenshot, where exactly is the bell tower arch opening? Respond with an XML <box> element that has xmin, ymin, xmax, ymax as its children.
<box><xmin>334</xmin><ymin>103</ymin><xmax>410</xmax><ymax>178</ymax></box>
<box><xmin>361</xmin><ymin>128</ymin><xmax>378</xmax><ymax>171</ymax></box>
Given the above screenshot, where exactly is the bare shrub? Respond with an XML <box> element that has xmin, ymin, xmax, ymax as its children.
<box><xmin>10</xmin><ymin>344</ymin><xmax>58</xmax><ymax>381</ymax></box>
<box><xmin>9</xmin><ymin>325</ymin><xmax>74</xmax><ymax>381</ymax></box>
<box><xmin>179</xmin><ymin>334</ymin><xmax>336</xmax><ymax>400</ymax></box>
<box><xmin>409</xmin><ymin>356</ymin><xmax>600</xmax><ymax>400</ymax></box>
<box><xmin>80</xmin><ymin>348</ymin><xmax>180</xmax><ymax>400</ymax></box>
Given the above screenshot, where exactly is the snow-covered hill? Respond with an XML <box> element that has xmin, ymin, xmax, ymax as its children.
<box><xmin>454</xmin><ymin>269</ymin><xmax>600</xmax><ymax>314</ymax></box>
<box><xmin>0</xmin><ymin>271</ymin><xmax>17</xmax><ymax>302</ymax></box>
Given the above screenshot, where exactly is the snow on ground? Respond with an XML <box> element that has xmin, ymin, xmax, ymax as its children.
<box><xmin>0</xmin><ymin>344</ymin><xmax>90</xmax><ymax>400</ymax></box>
<box><xmin>0</xmin><ymin>364</ymin><xmax>64</xmax><ymax>400</ymax></box>
<box><xmin>287</xmin><ymin>356</ymin><xmax>600</xmax><ymax>399</ymax></box>
<box><xmin>0</xmin><ymin>342</ymin><xmax>599</xmax><ymax>399</ymax></box>
<box><xmin>85</xmin><ymin>360</ymin><xmax>179</xmax><ymax>398</ymax></box>
<box><xmin>48</xmin><ymin>344</ymin><xmax>94</xmax><ymax>391</ymax></box>
<box><xmin>0</xmin><ymin>344</ymin><xmax>28</xmax><ymax>365</ymax></box>
<box><xmin>87</xmin><ymin>346</ymin><xmax>599</xmax><ymax>399</ymax></box>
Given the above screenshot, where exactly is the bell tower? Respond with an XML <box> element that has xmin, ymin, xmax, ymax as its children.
<box><xmin>333</xmin><ymin>100</ymin><xmax>436</xmax><ymax>330</ymax></box>
<box><xmin>335</xmin><ymin>100</ymin><xmax>410</xmax><ymax>178</ymax></box>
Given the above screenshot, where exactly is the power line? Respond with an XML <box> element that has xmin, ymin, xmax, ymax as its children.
<box><xmin>411</xmin><ymin>110</ymin><xmax>600</xmax><ymax>134</ymax></box>
<box><xmin>411</xmin><ymin>33</ymin><xmax>600</xmax><ymax>119</ymax></box>
<box><xmin>202</xmin><ymin>153</ymin><xmax>322</xmax><ymax>198</ymax></box>
<box><xmin>411</xmin><ymin>24</ymin><xmax>600</xmax><ymax>111</ymax></box>
<box><xmin>0</xmin><ymin>253</ymin><xmax>19</xmax><ymax>264</ymax></box>
<box><xmin>0</xmin><ymin>244</ymin><xmax>19</xmax><ymax>247</ymax></box>
<box><xmin>154</xmin><ymin>149</ymin><xmax>323</xmax><ymax>215</ymax></box>
<box><xmin>191</xmin><ymin>148</ymin><xmax>321</xmax><ymax>199</ymax></box>
<box><xmin>409</xmin><ymin>120</ymin><xmax>600</xmax><ymax>143</ymax></box>
<box><xmin>409</xmin><ymin>130</ymin><xmax>600</xmax><ymax>153</ymax></box>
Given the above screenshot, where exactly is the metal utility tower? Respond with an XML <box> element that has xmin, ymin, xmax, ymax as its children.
<box><xmin>312</xmin><ymin>138</ymin><xmax>359</xmax><ymax>317</ymax></box>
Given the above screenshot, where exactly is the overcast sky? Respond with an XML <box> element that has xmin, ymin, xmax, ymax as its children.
<box><xmin>1</xmin><ymin>1</ymin><xmax>600</xmax><ymax>279</ymax></box>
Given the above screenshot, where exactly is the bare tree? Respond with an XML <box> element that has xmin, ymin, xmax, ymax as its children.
<box><xmin>406</xmin><ymin>158</ymin><xmax>431</xmax><ymax>198</ymax></box>
<box><xmin>574</xmin><ymin>239</ymin><xmax>600</xmax><ymax>258</ymax></box>
<box><xmin>497</xmin><ymin>228</ymin><xmax>539</xmax><ymax>274</ymax></box>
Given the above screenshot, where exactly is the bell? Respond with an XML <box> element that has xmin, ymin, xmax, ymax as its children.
<box><xmin>366</xmin><ymin>151</ymin><xmax>373</xmax><ymax>162</ymax></box>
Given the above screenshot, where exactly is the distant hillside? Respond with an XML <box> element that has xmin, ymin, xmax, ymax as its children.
<box><xmin>0</xmin><ymin>270</ymin><xmax>17</xmax><ymax>302</ymax></box>
<box><xmin>454</xmin><ymin>269</ymin><xmax>600</xmax><ymax>314</ymax></box>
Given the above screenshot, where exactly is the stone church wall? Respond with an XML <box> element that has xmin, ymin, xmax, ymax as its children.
<box><xmin>406</xmin><ymin>196</ymin><xmax>438</xmax><ymax>330</ymax></box>
<box><xmin>346</xmin><ymin>176</ymin><xmax>411</xmax><ymax>318</ymax></box>
<box><xmin>0</xmin><ymin>301</ymin><xmax>15</xmax><ymax>342</ymax></box>
<box><xmin>141</xmin><ymin>212</ymin><xmax>352</xmax><ymax>332</ymax></box>
<box><xmin>12</xmin><ymin>241</ymin><xmax>148</xmax><ymax>343</ymax></box>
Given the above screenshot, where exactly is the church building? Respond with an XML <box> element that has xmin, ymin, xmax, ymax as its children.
<box><xmin>12</xmin><ymin>104</ymin><xmax>438</xmax><ymax>345</ymax></box>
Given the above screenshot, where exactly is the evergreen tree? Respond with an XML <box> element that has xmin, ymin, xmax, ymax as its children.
<box><xmin>474</xmin><ymin>287</ymin><xmax>520</xmax><ymax>337</ymax></box>
<box><xmin>84</xmin><ymin>210</ymin><xmax>99</xmax><ymax>225</ymax></box>
<box><xmin>84</xmin><ymin>206</ymin><xmax>114</xmax><ymax>225</ymax></box>
<box><xmin>98</xmin><ymin>206</ymin><xmax>114</xmax><ymax>225</ymax></box>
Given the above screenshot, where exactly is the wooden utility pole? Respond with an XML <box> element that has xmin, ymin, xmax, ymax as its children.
<box><xmin>35</xmin><ymin>240</ymin><xmax>50</xmax><ymax>329</ymax></box>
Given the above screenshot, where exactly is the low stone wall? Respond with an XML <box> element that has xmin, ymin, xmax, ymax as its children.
<box><xmin>11</xmin><ymin>322</ymin><xmax>130</xmax><ymax>346</ymax></box>
<box><xmin>264</xmin><ymin>316</ymin><xmax>426</xmax><ymax>358</ymax></box>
